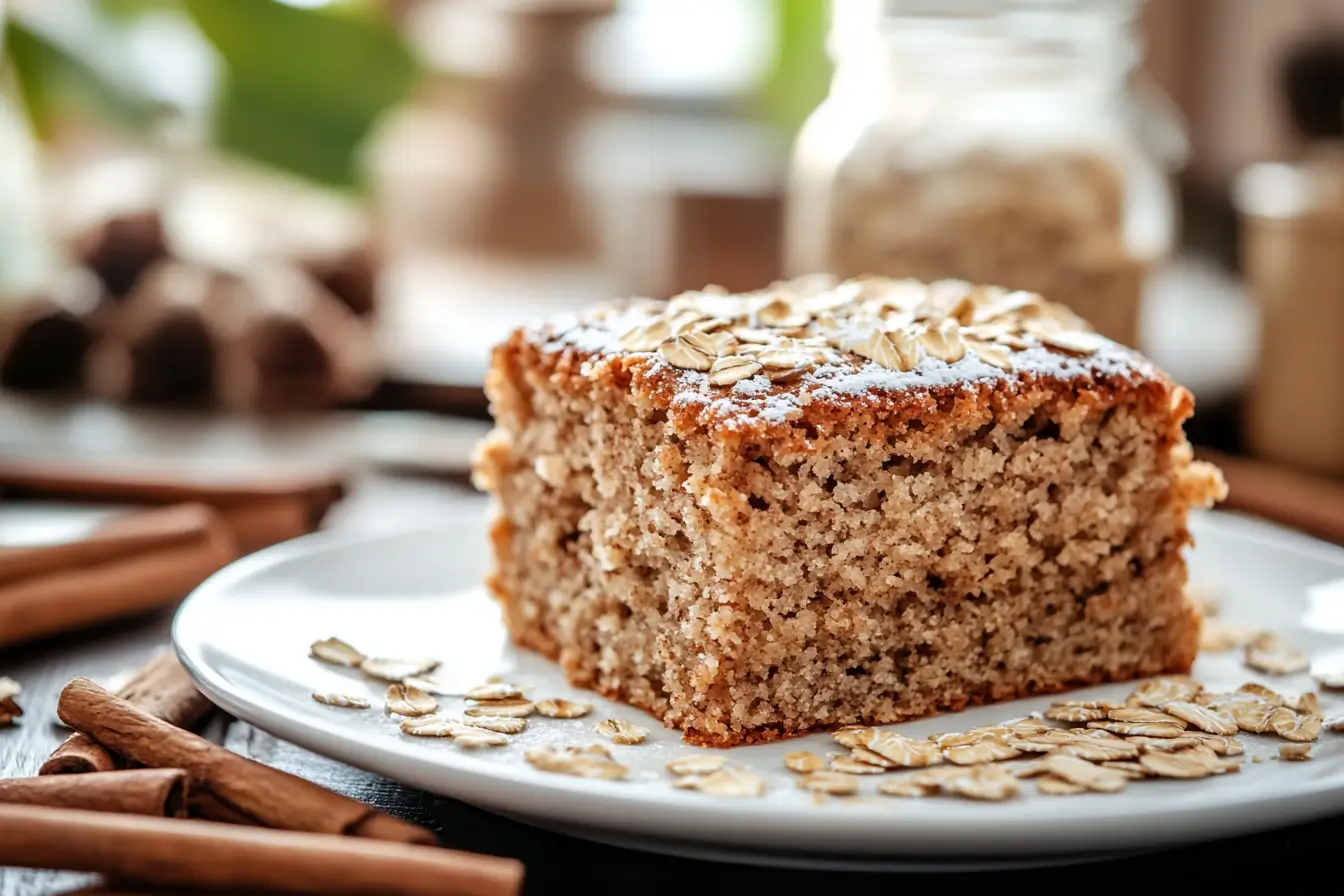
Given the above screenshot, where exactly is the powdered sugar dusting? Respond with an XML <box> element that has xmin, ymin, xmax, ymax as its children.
<box><xmin>528</xmin><ymin>276</ymin><xmax>1159</xmax><ymax>430</ymax></box>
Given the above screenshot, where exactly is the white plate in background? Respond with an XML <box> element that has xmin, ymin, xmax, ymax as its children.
<box><xmin>174</xmin><ymin>509</ymin><xmax>1344</xmax><ymax>866</ymax></box>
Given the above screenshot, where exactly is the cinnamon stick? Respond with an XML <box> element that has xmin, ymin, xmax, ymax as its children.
<box><xmin>0</xmin><ymin>502</ymin><xmax>231</xmax><ymax>587</ymax></box>
<box><xmin>57</xmin><ymin>678</ymin><xmax>437</xmax><ymax>844</ymax></box>
<box><xmin>43</xmin><ymin>652</ymin><xmax>214</xmax><ymax>776</ymax></box>
<box><xmin>0</xmin><ymin>457</ymin><xmax>347</xmax><ymax>553</ymax></box>
<box><xmin>0</xmin><ymin>504</ymin><xmax>238</xmax><ymax>649</ymax></box>
<box><xmin>0</xmin><ymin>804</ymin><xmax>522</xmax><ymax>896</ymax></box>
<box><xmin>0</xmin><ymin>770</ymin><xmax>188</xmax><ymax>817</ymax></box>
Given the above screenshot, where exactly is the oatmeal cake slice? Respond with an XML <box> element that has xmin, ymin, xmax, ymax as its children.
<box><xmin>472</xmin><ymin>276</ymin><xmax>1226</xmax><ymax>747</ymax></box>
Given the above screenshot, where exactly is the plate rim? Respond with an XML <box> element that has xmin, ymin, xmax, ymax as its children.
<box><xmin>173</xmin><ymin>510</ymin><xmax>1344</xmax><ymax>859</ymax></box>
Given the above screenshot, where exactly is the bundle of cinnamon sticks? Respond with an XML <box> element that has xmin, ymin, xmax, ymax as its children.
<box><xmin>0</xmin><ymin>504</ymin><xmax>236</xmax><ymax>649</ymax></box>
<box><xmin>0</xmin><ymin>652</ymin><xmax>523</xmax><ymax>895</ymax></box>
<box><xmin>0</xmin><ymin>459</ymin><xmax>347</xmax><ymax>648</ymax></box>
<box><xmin>0</xmin><ymin>200</ymin><xmax>381</xmax><ymax>412</ymax></box>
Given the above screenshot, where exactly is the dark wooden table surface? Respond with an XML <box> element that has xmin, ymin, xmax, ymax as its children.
<box><xmin>2</xmin><ymin>431</ymin><xmax>1342</xmax><ymax>893</ymax></box>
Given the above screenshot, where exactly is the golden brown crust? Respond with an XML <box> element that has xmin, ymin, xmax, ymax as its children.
<box><xmin>493</xmin><ymin>327</ymin><xmax>1185</xmax><ymax>452</ymax></box>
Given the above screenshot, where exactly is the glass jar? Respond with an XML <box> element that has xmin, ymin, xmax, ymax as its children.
<box><xmin>785</xmin><ymin>0</ymin><xmax>1185</xmax><ymax>350</ymax></box>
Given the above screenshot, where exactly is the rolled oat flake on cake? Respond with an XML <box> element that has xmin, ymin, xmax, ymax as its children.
<box><xmin>471</xmin><ymin>276</ymin><xmax>1227</xmax><ymax>747</ymax></box>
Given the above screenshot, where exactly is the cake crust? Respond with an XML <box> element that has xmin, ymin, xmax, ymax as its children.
<box><xmin>474</xmin><ymin>276</ymin><xmax>1225</xmax><ymax>747</ymax></box>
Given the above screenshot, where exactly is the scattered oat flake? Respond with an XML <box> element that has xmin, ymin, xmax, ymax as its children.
<box><xmin>464</xmin><ymin>715</ymin><xmax>527</xmax><ymax>735</ymax></box>
<box><xmin>312</xmin><ymin>692</ymin><xmax>371</xmax><ymax>710</ymax></box>
<box><xmin>1045</xmin><ymin>704</ymin><xmax>1108</xmax><ymax>723</ymax></box>
<box><xmin>465</xmin><ymin>683</ymin><xmax>524</xmax><ymax>702</ymax></box>
<box><xmin>1128</xmin><ymin>678</ymin><xmax>1200</xmax><ymax>707</ymax></box>
<box><xmin>1182</xmin><ymin>733</ymin><xmax>1245</xmax><ymax>756</ymax></box>
<box><xmin>1125</xmin><ymin>735</ymin><xmax>1203</xmax><ymax>753</ymax></box>
<box><xmin>534</xmin><ymin>698</ymin><xmax>591</xmax><ymax>719</ymax></box>
<box><xmin>1314</xmin><ymin>672</ymin><xmax>1344</xmax><ymax>691</ymax></box>
<box><xmin>905</xmin><ymin>766</ymin><xmax>969</xmax><ymax>787</ymax></box>
<box><xmin>1043</xmin><ymin>755</ymin><xmax>1128</xmax><ymax>793</ymax></box>
<box><xmin>784</xmin><ymin>751</ymin><xmax>826</xmax><ymax>774</ymax></box>
<box><xmin>830</xmin><ymin>756</ymin><xmax>888</xmax><ymax>775</ymax></box>
<box><xmin>1199</xmin><ymin>620</ymin><xmax>1261</xmax><ymax>653</ymax></box>
<box><xmin>455</xmin><ymin>730</ymin><xmax>509</xmax><ymax>748</ymax></box>
<box><xmin>400</xmin><ymin>715</ymin><xmax>513</xmax><ymax>743</ymax></box>
<box><xmin>401</xmin><ymin>676</ymin><xmax>461</xmax><ymax>696</ymax></box>
<box><xmin>944</xmin><ymin>736</ymin><xmax>1021</xmax><ymax>765</ymax></box>
<box><xmin>1005</xmin><ymin>760</ymin><xmax>1049</xmax><ymax>779</ymax></box>
<box><xmin>1199</xmin><ymin>692</ymin><xmax>1261</xmax><ymax>712</ymax></box>
<box><xmin>940</xmin><ymin>766</ymin><xmax>1020</xmax><ymax>801</ymax></box>
<box><xmin>596</xmin><ymin>718</ymin><xmax>649</xmax><ymax>745</ymax></box>
<box><xmin>1237</xmin><ymin>682</ymin><xmax>1287</xmax><ymax>705</ymax></box>
<box><xmin>581</xmin><ymin>743</ymin><xmax>615</xmax><ymax>760</ymax></box>
<box><xmin>847</xmin><ymin>745</ymin><xmax>896</xmax><ymax>768</ymax></box>
<box><xmin>465</xmin><ymin>698</ymin><xmax>534</xmax><ymax>718</ymax></box>
<box><xmin>678</xmin><ymin>767</ymin><xmax>767</xmax><ymax>797</ymax></box>
<box><xmin>863</xmin><ymin>730</ymin><xmax>944</xmax><ymax>767</ymax></box>
<box><xmin>1188</xmin><ymin>582</ymin><xmax>1220</xmax><ymax>617</ymax></box>
<box><xmin>1005</xmin><ymin>727</ymin><xmax>1080</xmax><ymax>745</ymax></box>
<box><xmin>1280</xmin><ymin>744</ymin><xmax>1312</xmax><ymax>761</ymax></box>
<box><xmin>310</xmin><ymin>638</ymin><xmax>365</xmax><ymax>667</ymax></box>
<box><xmin>1293</xmin><ymin>692</ymin><xmax>1322</xmax><ymax>716</ymax></box>
<box><xmin>1138</xmin><ymin>749</ymin><xmax>1223</xmax><ymax>779</ymax></box>
<box><xmin>1036</xmin><ymin>776</ymin><xmax>1088</xmax><ymax>796</ymax></box>
<box><xmin>798</xmin><ymin>771</ymin><xmax>859</xmax><ymax>796</ymax></box>
<box><xmin>1087</xmin><ymin>721</ymin><xmax>1187</xmax><ymax>739</ymax></box>
<box><xmin>877</xmin><ymin>779</ymin><xmax>932</xmax><ymax>798</ymax></box>
<box><xmin>831</xmin><ymin>726</ymin><xmax>873</xmax><ymax>749</ymax></box>
<box><xmin>1273</xmin><ymin>714</ymin><xmax>1322</xmax><ymax>743</ymax></box>
<box><xmin>1008</xmin><ymin>740</ymin><xmax>1065</xmax><ymax>754</ymax></box>
<box><xmin>1162</xmin><ymin>701</ymin><xmax>1238</xmax><ymax>736</ymax></box>
<box><xmin>1326</xmin><ymin>715</ymin><xmax>1344</xmax><ymax>732</ymax></box>
<box><xmin>1098</xmin><ymin>762</ymin><xmax>1151</xmax><ymax>780</ymax></box>
<box><xmin>525</xmin><ymin>745</ymin><xmax>628</xmax><ymax>780</ymax></box>
<box><xmin>385</xmin><ymin>684</ymin><xmax>437</xmax><ymax>717</ymax></box>
<box><xmin>1001</xmin><ymin>714</ymin><xmax>1049</xmax><ymax>728</ymax></box>
<box><xmin>1244</xmin><ymin>635</ymin><xmax>1310</xmax><ymax>676</ymax></box>
<box><xmin>359</xmin><ymin>657</ymin><xmax>441</xmax><ymax>682</ymax></box>
<box><xmin>931</xmin><ymin>730</ymin><xmax>989</xmax><ymax>747</ymax></box>
<box><xmin>665</xmin><ymin>755</ymin><xmax>727</xmax><ymax>776</ymax></box>
<box><xmin>398</xmin><ymin>715</ymin><xmax>463</xmax><ymax>737</ymax></box>
<box><xmin>1229</xmin><ymin>701</ymin><xmax>1281</xmax><ymax>734</ymax></box>
<box><xmin>1051</xmin><ymin>739</ymin><xmax>1140</xmax><ymax>762</ymax></box>
<box><xmin>1107</xmin><ymin>707</ymin><xmax>1187</xmax><ymax>727</ymax></box>
<box><xmin>1266</xmin><ymin>706</ymin><xmax>1298</xmax><ymax>736</ymax></box>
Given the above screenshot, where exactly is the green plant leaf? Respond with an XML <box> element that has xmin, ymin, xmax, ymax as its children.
<box><xmin>96</xmin><ymin>0</ymin><xmax>181</xmax><ymax>18</ymax></box>
<box><xmin>757</xmin><ymin>0</ymin><xmax>831</xmax><ymax>135</ymax></box>
<box><xmin>184</xmin><ymin>0</ymin><xmax>422</xmax><ymax>189</ymax></box>
<box><xmin>3</xmin><ymin>16</ymin><xmax>161</xmax><ymax>140</ymax></box>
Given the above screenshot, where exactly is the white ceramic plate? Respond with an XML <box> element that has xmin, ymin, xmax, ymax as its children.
<box><xmin>174</xmin><ymin>509</ymin><xmax>1344</xmax><ymax>864</ymax></box>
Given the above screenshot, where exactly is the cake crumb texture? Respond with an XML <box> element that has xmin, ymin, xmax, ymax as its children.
<box><xmin>472</xmin><ymin>276</ymin><xmax>1225</xmax><ymax>746</ymax></box>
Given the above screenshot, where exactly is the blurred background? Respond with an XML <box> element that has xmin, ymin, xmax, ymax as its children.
<box><xmin>1</xmin><ymin>0</ymin><xmax>1343</xmax><ymax>549</ymax></box>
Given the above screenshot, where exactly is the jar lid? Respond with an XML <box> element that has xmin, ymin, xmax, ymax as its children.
<box><xmin>828</xmin><ymin>0</ymin><xmax>1139</xmax><ymax>80</ymax></box>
